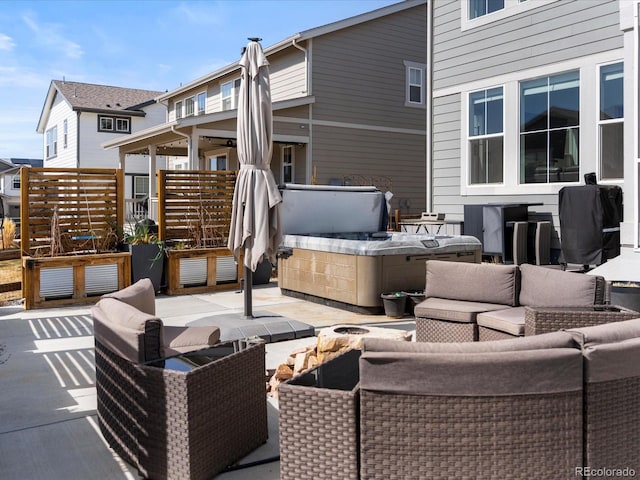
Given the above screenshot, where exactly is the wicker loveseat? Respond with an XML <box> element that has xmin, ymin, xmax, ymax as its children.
<box><xmin>92</xmin><ymin>279</ymin><xmax>268</xmax><ymax>480</ymax></box>
<box><xmin>414</xmin><ymin>260</ymin><xmax>609</xmax><ymax>342</ymax></box>
<box><xmin>279</xmin><ymin>318</ymin><xmax>640</xmax><ymax>479</ymax></box>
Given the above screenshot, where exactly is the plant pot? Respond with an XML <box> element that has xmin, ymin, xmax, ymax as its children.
<box><xmin>402</xmin><ymin>289</ymin><xmax>425</xmax><ymax>316</ymax></box>
<box><xmin>610</xmin><ymin>285</ymin><xmax>640</xmax><ymax>313</ymax></box>
<box><xmin>252</xmin><ymin>259</ymin><xmax>273</xmax><ymax>285</ymax></box>
<box><xmin>126</xmin><ymin>243</ymin><xmax>164</xmax><ymax>292</ymax></box>
<box><xmin>380</xmin><ymin>292</ymin><xmax>408</xmax><ymax>318</ymax></box>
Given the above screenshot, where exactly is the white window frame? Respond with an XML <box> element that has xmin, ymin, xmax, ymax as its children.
<box><xmin>281</xmin><ymin>145</ymin><xmax>295</xmax><ymax>183</ymax></box>
<box><xmin>115</xmin><ymin>117</ymin><xmax>130</xmax><ymax>133</ymax></box>
<box><xmin>12</xmin><ymin>174</ymin><xmax>20</xmax><ymax>189</ymax></box>
<box><xmin>597</xmin><ymin>61</ymin><xmax>624</xmax><ymax>182</ymax></box>
<box><xmin>209</xmin><ymin>153</ymin><xmax>228</xmax><ymax>171</ymax></box>
<box><xmin>175</xmin><ymin>100</ymin><xmax>183</xmax><ymax>119</ymax></box>
<box><xmin>467</xmin><ymin>86</ymin><xmax>504</xmax><ymax>185</ymax></box>
<box><xmin>133</xmin><ymin>175</ymin><xmax>149</xmax><ymax>199</ymax></box>
<box><xmin>461</xmin><ymin>0</ymin><xmax>558</xmax><ymax>31</ymax></box>
<box><xmin>197</xmin><ymin>91</ymin><xmax>206</xmax><ymax>115</ymax></box>
<box><xmin>99</xmin><ymin>116</ymin><xmax>114</xmax><ymax>131</ymax></box>
<box><xmin>404</xmin><ymin>61</ymin><xmax>426</xmax><ymax>107</ymax></box>
<box><xmin>46</xmin><ymin>126</ymin><xmax>57</xmax><ymax>159</ymax></box>
<box><xmin>185</xmin><ymin>96</ymin><xmax>195</xmax><ymax>117</ymax></box>
<box><xmin>63</xmin><ymin>119</ymin><xmax>68</xmax><ymax>149</ymax></box>
<box><xmin>221</xmin><ymin>78</ymin><xmax>241</xmax><ymax>111</ymax></box>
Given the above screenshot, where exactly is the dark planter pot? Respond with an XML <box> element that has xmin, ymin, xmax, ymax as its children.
<box><xmin>126</xmin><ymin>243</ymin><xmax>164</xmax><ymax>292</ymax></box>
<box><xmin>610</xmin><ymin>285</ymin><xmax>640</xmax><ymax>313</ymax></box>
<box><xmin>402</xmin><ymin>289</ymin><xmax>425</xmax><ymax>316</ymax></box>
<box><xmin>252</xmin><ymin>259</ymin><xmax>273</xmax><ymax>285</ymax></box>
<box><xmin>380</xmin><ymin>292</ymin><xmax>407</xmax><ymax>318</ymax></box>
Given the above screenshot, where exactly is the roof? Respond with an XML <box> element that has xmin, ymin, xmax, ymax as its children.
<box><xmin>37</xmin><ymin>81</ymin><xmax>164</xmax><ymax>132</ymax></box>
<box><xmin>157</xmin><ymin>0</ymin><xmax>426</xmax><ymax>101</ymax></box>
<box><xmin>7</xmin><ymin>158</ymin><xmax>43</xmax><ymax>167</ymax></box>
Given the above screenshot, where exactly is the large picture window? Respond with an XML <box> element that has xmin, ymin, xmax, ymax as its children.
<box><xmin>520</xmin><ymin>71</ymin><xmax>579</xmax><ymax>184</ymax></box>
<box><xmin>468</xmin><ymin>87</ymin><xmax>503</xmax><ymax>184</ymax></box>
<box><xmin>599</xmin><ymin>62</ymin><xmax>623</xmax><ymax>180</ymax></box>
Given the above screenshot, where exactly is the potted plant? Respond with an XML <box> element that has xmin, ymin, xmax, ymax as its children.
<box><xmin>123</xmin><ymin>220</ymin><xmax>164</xmax><ymax>292</ymax></box>
<box><xmin>380</xmin><ymin>292</ymin><xmax>408</xmax><ymax>318</ymax></box>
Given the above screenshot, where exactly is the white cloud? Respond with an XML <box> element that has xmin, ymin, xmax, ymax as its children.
<box><xmin>0</xmin><ymin>65</ymin><xmax>49</xmax><ymax>88</ymax></box>
<box><xmin>0</xmin><ymin>33</ymin><xmax>15</xmax><ymax>51</ymax></box>
<box><xmin>173</xmin><ymin>1</ymin><xmax>227</xmax><ymax>27</ymax></box>
<box><xmin>22</xmin><ymin>14</ymin><xmax>84</xmax><ymax>59</ymax></box>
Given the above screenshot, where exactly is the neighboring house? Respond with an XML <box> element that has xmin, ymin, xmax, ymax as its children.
<box><xmin>0</xmin><ymin>157</ymin><xmax>42</xmax><ymax>224</ymax></box>
<box><xmin>36</xmin><ymin>81</ymin><xmax>168</xmax><ymax>215</ymax></box>
<box><xmin>428</xmin><ymin>0</ymin><xmax>634</xmax><ymax>258</ymax></box>
<box><xmin>104</xmin><ymin>0</ymin><xmax>428</xmax><ymax>216</ymax></box>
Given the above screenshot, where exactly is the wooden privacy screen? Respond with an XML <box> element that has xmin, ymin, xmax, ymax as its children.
<box><xmin>157</xmin><ymin>170</ymin><xmax>236</xmax><ymax>246</ymax></box>
<box><xmin>20</xmin><ymin>168</ymin><xmax>124</xmax><ymax>257</ymax></box>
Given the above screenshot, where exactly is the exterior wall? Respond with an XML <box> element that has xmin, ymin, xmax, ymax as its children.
<box><xmin>310</xmin><ymin>3</ymin><xmax>427</xmax><ymax>214</ymax></box>
<box><xmin>431</xmin><ymin>0</ymin><xmax>625</xmax><ymax>251</ymax></box>
<box><xmin>43</xmin><ymin>93</ymin><xmax>77</xmax><ymax>168</ymax></box>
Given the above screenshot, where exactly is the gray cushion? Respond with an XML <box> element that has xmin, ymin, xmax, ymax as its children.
<box><xmin>582</xmin><ymin>338</ymin><xmax>640</xmax><ymax>383</ymax></box>
<box><xmin>519</xmin><ymin>264</ymin><xmax>597</xmax><ymax>307</ymax></box>
<box><xmin>414</xmin><ymin>297</ymin><xmax>509</xmax><ymax>323</ymax></box>
<box><xmin>424</xmin><ymin>260</ymin><xmax>519</xmax><ymax>306</ymax></box>
<box><xmin>362</xmin><ymin>330</ymin><xmax>575</xmax><ymax>354</ymax></box>
<box><xmin>567</xmin><ymin>317</ymin><xmax>640</xmax><ymax>348</ymax></box>
<box><xmin>359</xmin><ymin>348</ymin><xmax>583</xmax><ymax>396</ymax></box>
<box><xmin>476</xmin><ymin>307</ymin><xmax>526</xmax><ymax>336</ymax></box>
<box><xmin>163</xmin><ymin>326</ymin><xmax>221</xmax><ymax>357</ymax></box>
<box><xmin>102</xmin><ymin>278</ymin><xmax>156</xmax><ymax>315</ymax></box>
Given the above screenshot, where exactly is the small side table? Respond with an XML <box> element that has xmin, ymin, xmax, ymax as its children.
<box><xmin>524</xmin><ymin>305</ymin><xmax>640</xmax><ymax>336</ymax></box>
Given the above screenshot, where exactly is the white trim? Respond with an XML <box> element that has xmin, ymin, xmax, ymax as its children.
<box><xmin>404</xmin><ymin>60</ymin><xmax>427</xmax><ymax>107</ymax></box>
<box><xmin>596</xmin><ymin>60</ymin><xmax>625</xmax><ymax>182</ymax></box>
<box><xmin>461</xmin><ymin>0</ymin><xmax>558</xmax><ymax>31</ymax></box>
<box><xmin>311</xmin><ymin>119</ymin><xmax>425</xmax><ymax>136</ymax></box>
<box><xmin>281</xmin><ymin>145</ymin><xmax>295</xmax><ymax>184</ymax></box>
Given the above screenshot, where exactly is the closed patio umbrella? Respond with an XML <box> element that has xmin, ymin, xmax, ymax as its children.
<box><xmin>229</xmin><ymin>39</ymin><xmax>282</xmax><ymax>318</ymax></box>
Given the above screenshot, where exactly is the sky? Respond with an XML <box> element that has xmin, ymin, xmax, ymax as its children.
<box><xmin>0</xmin><ymin>0</ymin><xmax>399</xmax><ymax>159</ymax></box>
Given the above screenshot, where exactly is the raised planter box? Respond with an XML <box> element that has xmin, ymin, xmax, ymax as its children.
<box><xmin>165</xmin><ymin>247</ymin><xmax>242</xmax><ymax>296</ymax></box>
<box><xmin>22</xmin><ymin>252</ymin><xmax>131</xmax><ymax>310</ymax></box>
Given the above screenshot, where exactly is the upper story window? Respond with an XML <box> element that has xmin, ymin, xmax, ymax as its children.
<box><xmin>599</xmin><ymin>62</ymin><xmax>623</xmax><ymax>180</ymax></box>
<box><xmin>98</xmin><ymin>115</ymin><xmax>131</xmax><ymax>133</ymax></box>
<box><xmin>197</xmin><ymin>92</ymin><xmax>206</xmax><ymax>115</ymax></box>
<box><xmin>469</xmin><ymin>0</ymin><xmax>504</xmax><ymax>19</ymax></box>
<box><xmin>175</xmin><ymin>100</ymin><xmax>183</xmax><ymax>119</ymax></box>
<box><xmin>12</xmin><ymin>174</ymin><xmax>20</xmax><ymax>189</ymax></box>
<box><xmin>63</xmin><ymin>119</ymin><xmax>68</xmax><ymax>149</ymax></box>
<box><xmin>404</xmin><ymin>61</ymin><xmax>426</xmax><ymax>107</ymax></box>
<box><xmin>185</xmin><ymin>96</ymin><xmax>195</xmax><ymax>117</ymax></box>
<box><xmin>468</xmin><ymin>87</ymin><xmax>504</xmax><ymax>184</ymax></box>
<box><xmin>221</xmin><ymin>78</ymin><xmax>241</xmax><ymax>111</ymax></box>
<box><xmin>520</xmin><ymin>71</ymin><xmax>579</xmax><ymax>184</ymax></box>
<box><xmin>46</xmin><ymin>126</ymin><xmax>57</xmax><ymax>159</ymax></box>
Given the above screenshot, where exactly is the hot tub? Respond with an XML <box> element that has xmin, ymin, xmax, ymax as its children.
<box><xmin>277</xmin><ymin>184</ymin><xmax>481</xmax><ymax>312</ymax></box>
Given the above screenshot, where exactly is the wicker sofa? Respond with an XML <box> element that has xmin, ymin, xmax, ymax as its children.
<box><xmin>92</xmin><ymin>279</ymin><xmax>268</xmax><ymax>480</ymax></box>
<box><xmin>279</xmin><ymin>318</ymin><xmax>640</xmax><ymax>480</ymax></box>
<box><xmin>414</xmin><ymin>260</ymin><xmax>609</xmax><ymax>342</ymax></box>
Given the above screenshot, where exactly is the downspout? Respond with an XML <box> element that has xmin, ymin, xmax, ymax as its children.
<box><xmin>634</xmin><ymin>1</ymin><xmax>639</xmax><ymax>250</ymax></box>
<box><xmin>426</xmin><ymin>0</ymin><xmax>433</xmax><ymax>213</ymax></box>
<box><xmin>292</xmin><ymin>37</ymin><xmax>313</xmax><ymax>183</ymax></box>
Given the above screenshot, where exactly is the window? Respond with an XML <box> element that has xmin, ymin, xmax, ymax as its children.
<box><xmin>12</xmin><ymin>175</ymin><xmax>20</xmax><ymax>189</ymax></box>
<box><xmin>599</xmin><ymin>62</ymin><xmax>623</xmax><ymax>180</ymax></box>
<box><xmin>209</xmin><ymin>155</ymin><xmax>227</xmax><ymax>171</ymax></box>
<box><xmin>520</xmin><ymin>71</ymin><xmax>579</xmax><ymax>184</ymax></box>
<box><xmin>98</xmin><ymin>115</ymin><xmax>131</xmax><ymax>133</ymax></box>
<box><xmin>175</xmin><ymin>100</ymin><xmax>183</xmax><ymax>119</ymax></box>
<box><xmin>197</xmin><ymin>92</ymin><xmax>206</xmax><ymax>115</ymax></box>
<box><xmin>221</xmin><ymin>78</ymin><xmax>241</xmax><ymax>111</ymax></box>
<box><xmin>185</xmin><ymin>96</ymin><xmax>195</xmax><ymax>117</ymax></box>
<box><xmin>469</xmin><ymin>0</ymin><xmax>504</xmax><ymax>19</ymax></box>
<box><xmin>63</xmin><ymin>119</ymin><xmax>68</xmax><ymax>149</ymax></box>
<box><xmin>133</xmin><ymin>176</ymin><xmax>149</xmax><ymax>199</ymax></box>
<box><xmin>404</xmin><ymin>61</ymin><xmax>426</xmax><ymax>107</ymax></box>
<box><xmin>468</xmin><ymin>87</ymin><xmax>504</xmax><ymax>184</ymax></box>
<box><xmin>46</xmin><ymin>126</ymin><xmax>57</xmax><ymax>159</ymax></box>
<box><xmin>282</xmin><ymin>146</ymin><xmax>294</xmax><ymax>183</ymax></box>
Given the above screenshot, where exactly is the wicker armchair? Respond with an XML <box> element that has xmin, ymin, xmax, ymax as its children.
<box><xmin>92</xmin><ymin>279</ymin><xmax>268</xmax><ymax>480</ymax></box>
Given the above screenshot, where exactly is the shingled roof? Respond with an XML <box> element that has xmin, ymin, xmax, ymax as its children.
<box><xmin>52</xmin><ymin>80</ymin><xmax>164</xmax><ymax>113</ymax></box>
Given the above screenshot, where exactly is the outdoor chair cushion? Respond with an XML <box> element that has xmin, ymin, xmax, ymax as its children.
<box><xmin>102</xmin><ymin>277</ymin><xmax>156</xmax><ymax>315</ymax></box>
<box><xmin>424</xmin><ymin>260</ymin><xmax>519</xmax><ymax>306</ymax></box>
<box><xmin>163</xmin><ymin>325</ymin><xmax>221</xmax><ymax>356</ymax></box>
<box><xmin>476</xmin><ymin>306</ymin><xmax>527</xmax><ymax>337</ymax></box>
<box><xmin>567</xmin><ymin>317</ymin><xmax>640</xmax><ymax>348</ymax></box>
<box><xmin>414</xmin><ymin>297</ymin><xmax>509</xmax><ymax>323</ymax></box>
<box><xmin>519</xmin><ymin>264</ymin><xmax>598</xmax><ymax>307</ymax></box>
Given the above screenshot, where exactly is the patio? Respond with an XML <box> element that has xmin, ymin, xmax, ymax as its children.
<box><xmin>0</xmin><ymin>282</ymin><xmax>413</xmax><ymax>480</ymax></box>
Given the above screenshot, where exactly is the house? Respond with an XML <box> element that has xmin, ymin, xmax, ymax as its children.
<box><xmin>104</xmin><ymin>0</ymin><xmax>428</xmax><ymax>218</ymax></box>
<box><xmin>428</xmin><ymin>0</ymin><xmax>634</xmax><ymax>261</ymax></box>
<box><xmin>36</xmin><ymin>81</ymin><xmax>168</xmax><ymax>216</ymax></box>
<box><xmin>0</xmin><ymin>157</ymin><xmax>42</xmax><ymax>224</ymax></box>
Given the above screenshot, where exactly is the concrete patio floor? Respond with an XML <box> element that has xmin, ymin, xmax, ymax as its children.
<box><xmin>0</xmin><ymin>282</ymin><xmax>414</xmax><ymax>479</ymax></box>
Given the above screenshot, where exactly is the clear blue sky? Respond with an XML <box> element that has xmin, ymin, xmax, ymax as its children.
<box><xmin>0</xmin><ymin>0</ymin><xmax>399</xmax><ymax>159</ymax></box>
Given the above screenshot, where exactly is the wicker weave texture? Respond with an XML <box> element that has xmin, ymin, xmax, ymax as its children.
<box><xmin>478</xmin><ymin>326</ymin><xmax>517</xmax><ymax>341</ymax></box>
<box><xmin>524</xmin><ymin>307</ymin><xmax>640</xmax><ymax>336</ymax></box>
<box><xmin>360</xmin><ymin>390</ymin><xmax>582</xmax><ymax>480</ymax></box>
<box><xmin>415</xmin><ymin>317</ymin><xmax>477</xmax><ymax>342</ymax></box>
<box><xmin>96</xmin><ymin>341</ymin><xmax>267</xmax><ymax>480</ymax></box>
<box><xmin>585</xmin><ymin>376</ymin><xmax>640</xmax><ymax>472</ymax></box>
<box><xmin>279</xmin><ymin>383</ymin><xmax>359</xmax><ymax>480</ymax></box>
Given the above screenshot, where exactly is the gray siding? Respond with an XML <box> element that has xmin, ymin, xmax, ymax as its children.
<box><xmin>433</xmin><ymin>0</ymin><xmax>622</xmax><ymax>90</ymax></box>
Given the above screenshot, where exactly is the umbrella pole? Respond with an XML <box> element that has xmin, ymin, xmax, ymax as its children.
<box><xmin>244</xmin><ymin>265</ymin><xmax>253</xmax><ymax>318</ymax></box>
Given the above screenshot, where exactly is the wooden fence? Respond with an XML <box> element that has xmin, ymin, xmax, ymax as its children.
<box><xmin>20</xmin><ymin>168</ymin><xmax>124</xmax><ymax>257</ymax></box>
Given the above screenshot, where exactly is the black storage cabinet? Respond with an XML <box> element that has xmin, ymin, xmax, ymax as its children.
<box><xmin>558</xmin><ymin>185</ymin><xmax>622</xmax><ymax>266</ymax></box>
